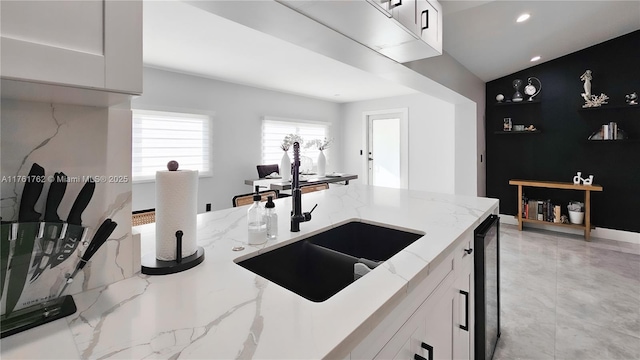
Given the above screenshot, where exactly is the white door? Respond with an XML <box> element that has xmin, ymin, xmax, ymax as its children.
<box><xmin>365</xmin><ymin>109</ymin><xmax>408</xmax><ymax>189</ymax></box>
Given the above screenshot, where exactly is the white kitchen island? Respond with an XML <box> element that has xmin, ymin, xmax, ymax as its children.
<box><xmin>1</xmin><ymin>185</ymin><xmax>498</xmax><ymax>359</ymax></box>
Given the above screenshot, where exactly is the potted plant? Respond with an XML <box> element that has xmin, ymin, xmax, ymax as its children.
<box><xmin>280</xmin><ymin>134</ymin><xmax>304</xmax><ymax>181</ymax></box>
<box><xmin>306</xmin><ymin>137</ymin><xmax>333</xmax><ymax>177</ymax></box>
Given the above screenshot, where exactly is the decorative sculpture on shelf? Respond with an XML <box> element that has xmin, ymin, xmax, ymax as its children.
<box><xmin>580</xmin><ymin>70</ymin><xmax>609</xmax><ymax>107</ymax></box>
<box><xmin>524</xmin><ymin>77</ymin><xmax>541</xmax><ymax>101</ymax></box>
<box><xmin>572</xmin><ymin>171</ymin><xmax>594</xmax><ymax>185</ymax></box>
<box><xmin>626</xmin><ymin>92</ymin><xmax>638</xmax><ymax>105</ymax></box>
<box><xmin>512</xmin><ymin>79</ymin><xmax>524</xmax><ymax>102</ymax></box>
<box><xmin>581</xmin><ymin>70</ymin><xmax>592</xmax><ymax>98</ymax></box>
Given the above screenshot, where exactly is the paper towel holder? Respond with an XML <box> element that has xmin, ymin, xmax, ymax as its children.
<box><xmin>141</xmin><ymin>230</ymin><xmax>205</xmax><ymax>275</ymax></box>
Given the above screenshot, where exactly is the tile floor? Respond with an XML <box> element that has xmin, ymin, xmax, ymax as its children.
<box><xmin>493</xmin><ymin>224</ymin><xmax>640</xmax><ymax>360</ymax></box>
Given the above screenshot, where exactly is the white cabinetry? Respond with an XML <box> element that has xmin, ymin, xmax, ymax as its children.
<box><xmin>376</xmin><ymin>273</ymin><xmax>455</xmax><ymax>360</ymax></box>
<box><xmin>416</xmin><ymin>0</ymin><xmax>442</xmax><ymax>54</ymax></box>
<box><xmin>454</xmin><ymin>235</ymin><xmax>474</xmax><ymax>360</ymax></box>
<box><xmin>0</xmin><ymin>0</ymin><xmax>142</xmax><ymax>103</ymax></box>
<box><xmin>277</xmin><ymin>0</ymin><xmax>442</xmax><ymax>63</ymax></box>
<box><xmin>351</xmin><ymin>230</ymin><xmax>474</xmax><ymax>360</ymax></box>
<box><xmin>351</xmin><ymin>231</ymin><xmax>474</xmax><ymax>360</ymax></box>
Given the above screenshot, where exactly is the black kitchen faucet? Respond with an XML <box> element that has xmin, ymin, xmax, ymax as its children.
<box><xmin>290</xmin><ymin>142</ymin><xmax>316</xmax><ymax>232</ymax></box>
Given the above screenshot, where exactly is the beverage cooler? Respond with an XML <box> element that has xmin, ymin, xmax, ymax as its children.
<box><xmin>474</xmin><ymin>214</ymin><xmax>500</xmax><ymax>360</ymax></box>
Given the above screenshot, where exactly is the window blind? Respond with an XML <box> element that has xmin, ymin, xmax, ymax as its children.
<box><xmin>262</xmin><ymin>118</ymin><xmax>329</xmax><ymax>166</ymax></box>
<box><xmin>132</xmin><ymin>109</ymin><xmax>212</xmax><ymax>182</ymax></box>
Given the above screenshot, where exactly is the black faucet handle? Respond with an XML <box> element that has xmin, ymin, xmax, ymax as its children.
<box><xmin>309</xmin><ymin>204</ymin><xmax>318</xmax><ymax>214</ymax></box>
<box><xmin>303</xmin><ymin>204</ymin><xmax>318</xmax><ymax>222</ymax></box>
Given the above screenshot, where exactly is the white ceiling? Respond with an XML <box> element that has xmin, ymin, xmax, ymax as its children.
<box><xmin>143</xmin><ymin>1</ymin><xmax>418</xmax><ymax>103</ymax></box>
<box><xmin>440</xmin><ymin>0</ymin><xmax>640</xmax><ymax>82</ymax></box>
<box><xmin>143</xmin><ymin>1</ymin><xmax>640</xmax><ymax>102</ymax></box>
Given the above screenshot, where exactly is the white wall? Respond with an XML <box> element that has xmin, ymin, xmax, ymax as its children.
<box><xmin>454</xmin><ymin>102</ymin><xmax>478</xmax><ymax>196</ymax></box>
<box><xmin>0</xmin><ymin>99</ymin><xmax>135</xmax><ymax>296</ymax></box>
<box><xmin>340</xmin><ymin>93</ymin><xmax>456</xmax><ymax>194</ymax></box>
<box><xmin>404</xmin><ymin>52</ymin><xmax>486</xmax><ymax>196</ymax></box>
<box><xmin>132</xmin><ymin>67</ymin><xmax>341</xmax><ymax>212</ymax></box>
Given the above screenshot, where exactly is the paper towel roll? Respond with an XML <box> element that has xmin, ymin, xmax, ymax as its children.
<box><xmin>155</xmin><ymin>170</ymin><xmax>198</xmax><ymax>261</ymax></box>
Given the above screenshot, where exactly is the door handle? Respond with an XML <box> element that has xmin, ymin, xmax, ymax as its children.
<box><xmin>459</xmin><ymin>290</ymin><xmax>469</xmax><ymax>331</ymax></box>
<box><xmin>421</xmin><ymin>10</ymin><xmax>429</xmax><ymax>30</ymax></box>
<box><xmin>368</xmin><ymin>157</ymin><xmax>374</xmax><ymax>161</ymax></box>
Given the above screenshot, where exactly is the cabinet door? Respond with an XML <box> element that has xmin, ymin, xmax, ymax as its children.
<box><xmin>374</xmin><ymin>321</ymin><xmax>426</xmax><ymax>360</ymax></box>
<box><xmin>422</xmin><ymin>274</ymin><xmax>455</xmax><ymax>360</ymax></box>
<box><xmin>416</xmin><ymin>0</ymin><xmax>442</xmax><ymax>53</ymax></box>
<box><xmin>454</xmin><ymin>270</ymin><xmax>473</xmax><ymax>359</ymax></box>
<box><xmin>454</xmin><ymin>235</ymin><xmax>474</xmax><ymax>360</ymax></box>
<box><xmin>366</xmin><ymin>0</ymin><xmax>394</xmax><ymax>17</ymax></box>
<box><xmin>392</xmin><ymin>0</ymin><xmax>418</xmax><ymax>36</ymax></box>
<box><xmin>0</xmin><ymin>0</ymin><xmax>141</xmax><ymax>94</ymax></box>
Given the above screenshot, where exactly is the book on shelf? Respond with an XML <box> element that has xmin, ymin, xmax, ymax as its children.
<box><xmin>537</xmin><ymin>202</ymin><xmax>543</xmax><ymax>221</ymax></box>
<box><xmin>524</xmin><ymin>198</ymin><xmax>556</xmax><ymax>222</ymax></box>
<box><xmin>600</xmin><ymin>122</ymin><xmax>618</xmax><ymax>140</ymax></box>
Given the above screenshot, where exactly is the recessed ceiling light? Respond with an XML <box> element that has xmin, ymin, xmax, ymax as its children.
<box><xmin>517</xmin><ymin>13</ymin><xmax>530</xmax><ymax>23</ymax></box>
<box><xmin>530</xmin><ymin>56</ymin><xmax>541</xmax><ymax>62</ymax></box>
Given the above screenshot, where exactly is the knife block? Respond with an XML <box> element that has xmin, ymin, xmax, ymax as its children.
<box><xmin>0</xmin><ymin>222</ymin><xmax>86</xmax><ymax>338</ymax></box>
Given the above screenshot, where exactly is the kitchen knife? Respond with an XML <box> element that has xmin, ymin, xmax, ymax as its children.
<box><xmin>28</xmin><ymin>222</ymin><xmax>64</xmax><ymax>283</ymax></box>
<box><xmin>0</xmin><ymin>223</ymin><xmax>13</xmax><ymax>299</ymax></box>
<box><xmin>6</xmin><ymin>163</ymin><xmax>45</xmax><ymax>314</ymax></box>
<box><xmin>18</xmin><ymin>163</ymin><xmax>45</xmax><ymax>222</ymax></box>
<box><xmin>49</xmin><ymin>178</ymin><xmax>95</xmax><ymax>269</ymax></box>
<box><xmin>66</xmin><ymin>178</ymin><xmax>95</xmax><ymax>227</ymax></box>
<box><xmin>44</xmin><ymin>172</ymin><xmax>67</xmax><ymax>223</ymax></box>
<box><xmin>59</xmin><ymin>219</ymin><xmax>117</xmax><ymax>297</ymax></box>
<box><xmin>29</xmin><ymin>173</ymin><xmax>67</xmax><ymax>282</ymax></box>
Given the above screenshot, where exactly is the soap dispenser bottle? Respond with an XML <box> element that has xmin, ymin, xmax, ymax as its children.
<box><xmin>247</xmin><ymin>186</ymin><xmax>266</xmax><ymax>245</ymax></box>
<box><xmin>265</xmin><ymin>196</ymin><xmax>278</xmax><ymax>239</ymax></box>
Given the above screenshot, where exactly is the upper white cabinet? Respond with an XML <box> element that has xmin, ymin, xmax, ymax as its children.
<box><xmin>276</xmin><ymin>0</ymin><xmax>442</xmax><ymax>63</ymax></box>
<box><xmin>0</xmin><ymin>0</ymin><xmax>142</xmax><ymax>97</ymax></box>
<box><xmin>417</xmin><ymin>0</ymin><xmax>442</xmax><ymax>54</ymax></box>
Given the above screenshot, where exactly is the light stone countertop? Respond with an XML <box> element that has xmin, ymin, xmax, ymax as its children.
<box><xmin>1</xmin><ymin>184</ymin><xmax>498</xmax><ymax>359</ymax></box>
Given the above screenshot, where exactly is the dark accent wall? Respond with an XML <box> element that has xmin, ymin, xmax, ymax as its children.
<box><xmin>486</xmin><ymin>30</ymin><xmax>640</xmax><ymax>233</ymax></box>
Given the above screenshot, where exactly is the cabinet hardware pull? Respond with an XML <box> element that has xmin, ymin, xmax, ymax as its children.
<box><xmin>459</xmin><ymin>290</ymin><xmax>469</xmax><ymax>331</ymax></box>
<box><xmin>390</xmin><ymin>0</ymin><xmax>402</xmax><ymax>9</ymax></box>
<box><xmin>421</xmin><ymin>9</ymin><xmax>429</xmax><ymax>30</ymax></box>
<box><xmin>464</xmin><ymin>248</ymin><xmax>473</xmax><ymax>254</ymax></box>
<box><xmin>414</xmin><ymin>355</ymin><xmax>427</xmax><ymax>360</ymax></box>
<box><xmin>420</xmin><ymin>342</ymin><xmax>434</xmax><ymax>360</ymax></box>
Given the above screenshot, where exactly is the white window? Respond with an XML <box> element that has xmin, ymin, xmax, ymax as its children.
<box><xmin>132</xmin><ymin>109</ymin><xmax>212</xmax><ymax>182</ymax></box>
<box><xmin>261</xmin><ymin>117</ymin><xmax>330</xmax><ymax>166</ymax></box>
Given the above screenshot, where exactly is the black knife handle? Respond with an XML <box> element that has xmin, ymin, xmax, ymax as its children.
<box><xmin>44</xmin><ymin>172</ymin><xmax>68</xmax><ymax>222</ymax></box>
<box><xmin>67</xmin><ymin>178</ymin><xmax>95</xmax><ymax>226</ymax></box>
<box><xmin>18</xmin><ymin>163</ymin><xmax>45</xmax><ymax>222</ymax></box>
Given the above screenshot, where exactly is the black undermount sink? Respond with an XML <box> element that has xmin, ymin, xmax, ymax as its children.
<box><xmin>237</xmin><ymin>221</ymin><xmax>424</xmax><ymax>302</ymax></box>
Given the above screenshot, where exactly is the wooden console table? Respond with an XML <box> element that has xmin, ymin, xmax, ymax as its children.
<box><xmin>509</xmin><ymin>179</ymin><xmax>603</xmax><ymax>240</ymax></box>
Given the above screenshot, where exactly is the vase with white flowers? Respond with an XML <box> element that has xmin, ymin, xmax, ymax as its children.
<box><xmin>280</xmin><ymin>134</ymin><xmax>304</xmax><ymax>181</ymax></box>
<box><xmin>306</xmin><ymin>137</ymin><xmax>332</xmax><ymax>177</ymax></box>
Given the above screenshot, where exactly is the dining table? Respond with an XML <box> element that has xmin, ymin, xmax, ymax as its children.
<box><xmin>244</xmin><ymin>173</ymin><xmax>358</xmax><ymax>191</ymax></box>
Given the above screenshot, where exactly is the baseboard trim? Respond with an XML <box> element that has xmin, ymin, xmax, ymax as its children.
<box><xmin>499</xmin><ymin>213</ymin><xmax>640</xmax><ymax>245</ymax></box>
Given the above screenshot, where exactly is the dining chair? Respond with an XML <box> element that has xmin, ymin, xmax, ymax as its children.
<box><xmin>300</xmin><ymin>183</ymin><xmax>329</xmax><ymax>194</ymax></box>
<box><xmin>256</xmin><ymin>164</ymin><xmax>279</xmax><ymax>178</ymax></box>
<box><xmin>232</xmin><ymin>190</ymin><xmax>279</xmax><ymax>207</ymax></box>
<box><xmin>132</xmin><ymin>209</ymin><xmax>156</xmax><ymax>226</ymax></box>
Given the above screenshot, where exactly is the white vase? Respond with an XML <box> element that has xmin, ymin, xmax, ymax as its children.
<box><xmin>317</xmin><ymin>150</ymin><xmax>326</xmax><ymax>177</ymax></box>
<box><xmin>280</xmin><ymin>151</ymin><xmax>291</xmax><ymax>181</ymax></box>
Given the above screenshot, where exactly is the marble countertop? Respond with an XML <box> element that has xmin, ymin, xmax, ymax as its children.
<box><xmin>1</xmin><ymin>185</ymin><xmax>498</xmax><ymax>359</ymax></box>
